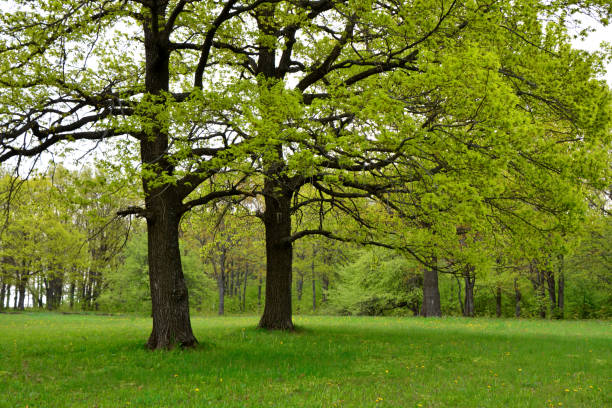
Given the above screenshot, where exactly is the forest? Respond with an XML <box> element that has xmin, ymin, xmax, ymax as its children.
<box><xmin>1</xmin><ymin>163</ymin><xmax>610</xmax><ymax>320</ymax></box>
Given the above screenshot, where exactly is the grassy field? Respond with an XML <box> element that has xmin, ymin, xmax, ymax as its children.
<box><xmin>0</xmin><ymin>313</ymin><xmax>610</xmax><ymax>407</ymax></box>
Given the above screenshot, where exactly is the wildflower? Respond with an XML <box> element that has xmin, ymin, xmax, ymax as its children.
<box><xmin>385</xmin><ymin>370</ymin><xmax>389</xmax><ymax>373</ymax></box>
<box><xmin>195</xmin><ymin>388</ymin><xmax>200</xmax><ymax>392</ymax></box>
<box><xmin>173</xmin><ymin>374</ymin><xmax>179</xmax><ymax>377</ymax></box>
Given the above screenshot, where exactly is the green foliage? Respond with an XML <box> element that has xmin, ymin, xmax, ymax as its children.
<box><xmin>99</xmin><ymin>233</ymin><xmax>216</xmax><ymax>313</ymax></box>
<box><xmin>329</xmin><ymin>248</ymin><xmax>421</xmax><ymax>316</ymax></box>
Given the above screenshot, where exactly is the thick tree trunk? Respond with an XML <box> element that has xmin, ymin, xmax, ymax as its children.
<box><xmin>421</xmin><ymin>259</ymin><xmax>441</xmax><ymax>317</ymax></box>
<box><xmin>495</xmin><ymin>286</ymin><xmax>502</xmax><ymax>317</ymax></box>
<box><xmin>258</xmin><ymin>180</ymin><xmax>294</xmax><ymax>330</ymax></box>
<box><xmin>463</xmin><ymin>270</ymin><xmax>475</xmax><ymax>317</ymax></box>
<box><xmin>145</xmin><ymin>202</ymin><xmax>197</xmax><ymax>349</ymax></box>
<box><xmin>514</xmin><ymin>278</ymin><xmax>521</xmax><ymax>318</ymax></box>
<box><xmin>139</xmin><ymin>9</ymin><xmax>196</xmax><ymax>349</ymax></box>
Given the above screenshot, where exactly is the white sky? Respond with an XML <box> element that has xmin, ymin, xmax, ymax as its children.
<box><xmin>572</xmin><ymin>17</ymin><xmax>612</xmax><ymax>85</ymax></box>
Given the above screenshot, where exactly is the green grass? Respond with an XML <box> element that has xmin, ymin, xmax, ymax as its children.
<box><xmin>0</xmin><ymin>313</ymin><xmax>610</xmax><ymax>407</ymax></box>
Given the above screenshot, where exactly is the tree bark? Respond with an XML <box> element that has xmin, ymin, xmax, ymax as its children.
<box><xmin>514</xmin><ymin>278</ymin><xmax>521</xmax><ymax>318</ymax></box>
<box><xmin>557</xmin><ymin>270</ymin><xmax>564</xmax><ymax>319</ymax></box>
<box><xmin>139</xmin><ymin>6</ymin><xmax>197</xmax><ymax>349</ymax></box>
<box><xmin>463</xmin><ymin>269</ymin><xmax>475</xmax><ymax>317</ymax></box>
<box><xmin>495</xmin><ymin>286</ymin><xmax>502</xmax><ymax>317</ymax></box>
<box><xmin>296</xmin><ymin>273</ymin><xmax>303</xmax><ymax>302</ymax></box>
<box><xmin>258</xmin><ymin>178</ymin><xmax>294</xmax><ymax>330</ymax></box>
<box><xmin>216</xmin><ymin>264</ymin><xmax>225</xmax><ymax>316</ymax></box>
<box><xmin>145</xmin><ymin>198</ymin><xmax>197</xmax><ymax>349</ymax></box>
<box><xmin>242</xmin><ymin>263</ymin><xmax>248</xmax><ymax>312</ymax></box>
<box><xmin>312</xmin><ymin>255</ymin><xmax>317</xmax><ymax>312</ymax></box>
<box><xmin>17</xmin><ymin>272</ymin><xmax>27</xmax><ymax>311</ymax></box>
<box><xmin>321</xmin><ymin>274</ymin><xmax>329</xmax><ymax>303</ymax></box>
<box><xmin>421</xmin><ymin>258</ymin><xmax>441</xmax><ymax>317</ymax></box>
<box><xmin>258</xmin><ymin>270</ymin><xmax>262</xmax><ymax>310</ymax></box>
<box><xmin>0</xmin><ymin>283</ymin><xmax>5</xmax><ymax>310</ymax></box>
<box><xmin>454</xmin><ymin>274</ymin><xmax>464</xmax><ymax>315</ymax></box>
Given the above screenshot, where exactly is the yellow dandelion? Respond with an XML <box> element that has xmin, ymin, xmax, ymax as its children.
<box><xmin>195</xmin><ymin>388</ymin><xmax>200</xmax><ymax>392</ymax></box>
<box><xmin>385</xmin><ymin>370</ymin><xmax>389</xmax><ymax>373</ymax></box>
<box><xmin>518</xmin><ymin>368</ymin><xmax>522</xmax><ymax>372</ymax></box>
<box><xmin>173</xmin><ymin>374</ymin><xmax>179</xmax><ymax>377</ymax></box>
<box><xmin>220</xmin><ymin>378</ymin><xmax>223</xmax><ymax>382</ymax></box>
<box><xmin>564</xmin><ymin>389</ymin><xmax>569</xmax><ymax>392</ymax></box>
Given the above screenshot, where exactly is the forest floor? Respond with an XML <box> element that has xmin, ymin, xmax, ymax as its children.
<box><xmin>0</xmin><ymin>313</ymin><xmax>610</xmax><ymax>407</ymax></box>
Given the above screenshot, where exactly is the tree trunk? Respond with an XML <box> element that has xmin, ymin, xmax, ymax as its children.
<box><xmin>421</xmin><ymin>259</ymin><xmax>441</xmax><ymax>317</ymax></box>
<box><xmin>145</xmin><ymin>201</ymin><xmax>197</xmax><ymax>349</ymax></box>
<box><xmin>463</xmin><ymin>270</ymin><xmax>475</xmax><ymax>317</ymax></box>
<box><xmin>495</xmin><ymin>286</ymin><xmax>502</xmax><ymax>317</ymax></box>
<box><xmin>217</xmin><ymin>271</ymin><xmax>225</xmax><ymax>316</ymax></box>
<box><xmin>296</xmin><ymin>273</ymin><xmax>303</xmax><ymax>302</ymax></box>
<box><xmin>557</xmin><ymin>270</ymin><xmax>564</xmax><ymax>319</ymax></box>
<box><xmin>17</xmin><ymin>273</ymin><xmax>27</xmax><ymax>311</ymax></box>
<box><xmin>454</xmin><ymin>274</ymin><xmax>464</xmax><ymax>315</ymax></box>
<box><xmin>321</xmin><ymin>275</ymin><xmax>329</xmax><ymax>303</ymax></box>
<box><xmin>69</xmin><ymin>281</ymin><xmax>75</xmax><ymax>310</ymax></box>
<box><xmin>242</xmin><ymin>263</ymin><xmax>248</xmax><ymax>312</ymax></box>
<box><xmin>514</xmin><ymin>278</ymin><xmax>521</xmax><ymax>318</ymax></box>
<box><xmin>0</xmin><ymin>283</ymin><xmax>5</xmax><ymax>310</ymax></box>
<box><xmin>312</xmin><ymin>247</ymin><xmax>317</xmax><ymax>312</ymax></box>
<box><xmin>545</xmin><ymin>268</ymin><xmax>557</xmax><ymax>317</ymax></box>
<box><xmin>258</xmin><ymin>179</ymin><xmax>294</xmax><ymax>330</ymax></box>
<box><xmin>139</xmin><ymin>9</ymin><xmax>197</xmax><ymax>349</ymax></box>
<box><xmin>258</xmin><ymin>270</ymin><xmax>262</xmax><ymax>309</ymax></box>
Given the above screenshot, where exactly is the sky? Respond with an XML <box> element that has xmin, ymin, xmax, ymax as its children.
<box><xmin>572</xmin><ymin>17</ymin><xmax>612</xmax><ymax>85</ymax></box>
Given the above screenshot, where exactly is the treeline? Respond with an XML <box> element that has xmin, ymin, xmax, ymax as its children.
<box><xmin>1</xmin><ymin>167</ymin><xmax>609</xmax><ymax>319</ymax></box>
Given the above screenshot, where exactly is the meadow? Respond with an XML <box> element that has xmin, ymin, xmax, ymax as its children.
<box><xmin>0</xmin><ymin>313</ymin><xmax>610</xmax><ymax>407</ymax></box>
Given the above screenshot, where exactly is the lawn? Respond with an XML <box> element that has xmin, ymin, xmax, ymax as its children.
<box><xmin>0</xmin><ymin>313</ymin><xmax>610</xmax><ymax>407</ymax></box>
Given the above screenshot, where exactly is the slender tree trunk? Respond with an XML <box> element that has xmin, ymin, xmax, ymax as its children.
<box><xmin>258</xmin><ymin>270</ymin><xmax>262</xmax><ymax>310</ymax></box>
<box><xmin>17</xmin><ymin>273</ymin><xmax>27</xmax><ymax>311</ymax></box>
<box><xmin>514</xmin><ymin>278</ymin><xmax>521</xmax><ymax>318</ymax></box>
<box><xmin>214</xmin><ymin>257</ymin><xmax>226</xmax><ymax>316</ymax></box>
<box><xmin>13</xmin><ymin>284</ymin><xmax>18</xmax><ymax>310</ymax></box>
<box><xmin>454</xmin><ymin>274</ymin><xmax>464</xmax><ymax>315</ymax></box>
<box><xmin>311</xmin><ymin>253</ymin><xmax>316</xmax><ymax>312</ymax></box>
<box><xmin>218</xmin><ymin>275</ymin><xmax>225</xmax><ymax>316</ymax></box>
<box><xmin>296</xmin><ymin>273</ymin><xmax>303</xmax><ymax>302</ymax></box>
<box><xmin>321</xmin><ymin>275</ymin><xmax>329</xmax><ymax>303</ymax></box>
<box><xmin>463</xmin><ymin>270</ymin><xmax>475</xmax><ymax>317</ymax></box>
<box><xmin>557</xmin><ymin>270</ymin><xmax>564</xmax><ymax>319</ymax></box>
<box><xmin>495</xmin><ymin>286</ymin><xmax>502</xmax><ymax>317</ymax></box>
<box><xmin>259</xmin><ymin>179</ymin><xmax>294</xmax><ymax>330</ymax></box>
<box><xmin>69</xmin><ymin>281</ymin><xmax>75</xmax><ymax>310</ymax></box>
<box><xmin>0</xmin><ymin>283</ymin><xmax>5</xmax><ymax>310</ymax></box>
<box><xmin>242</xmin><ymin>264</ymin><xmax>248</xmax><ymax>312</ymax></box>
<box><xmin>545</xmin><ymin>268</ymin><xmax>557</xmax><ymax>317</ymax></box>
<box><xmin>421</xmin><ymin>258</ymin><xmax>441</xmax><ymax>317</ymax></box>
